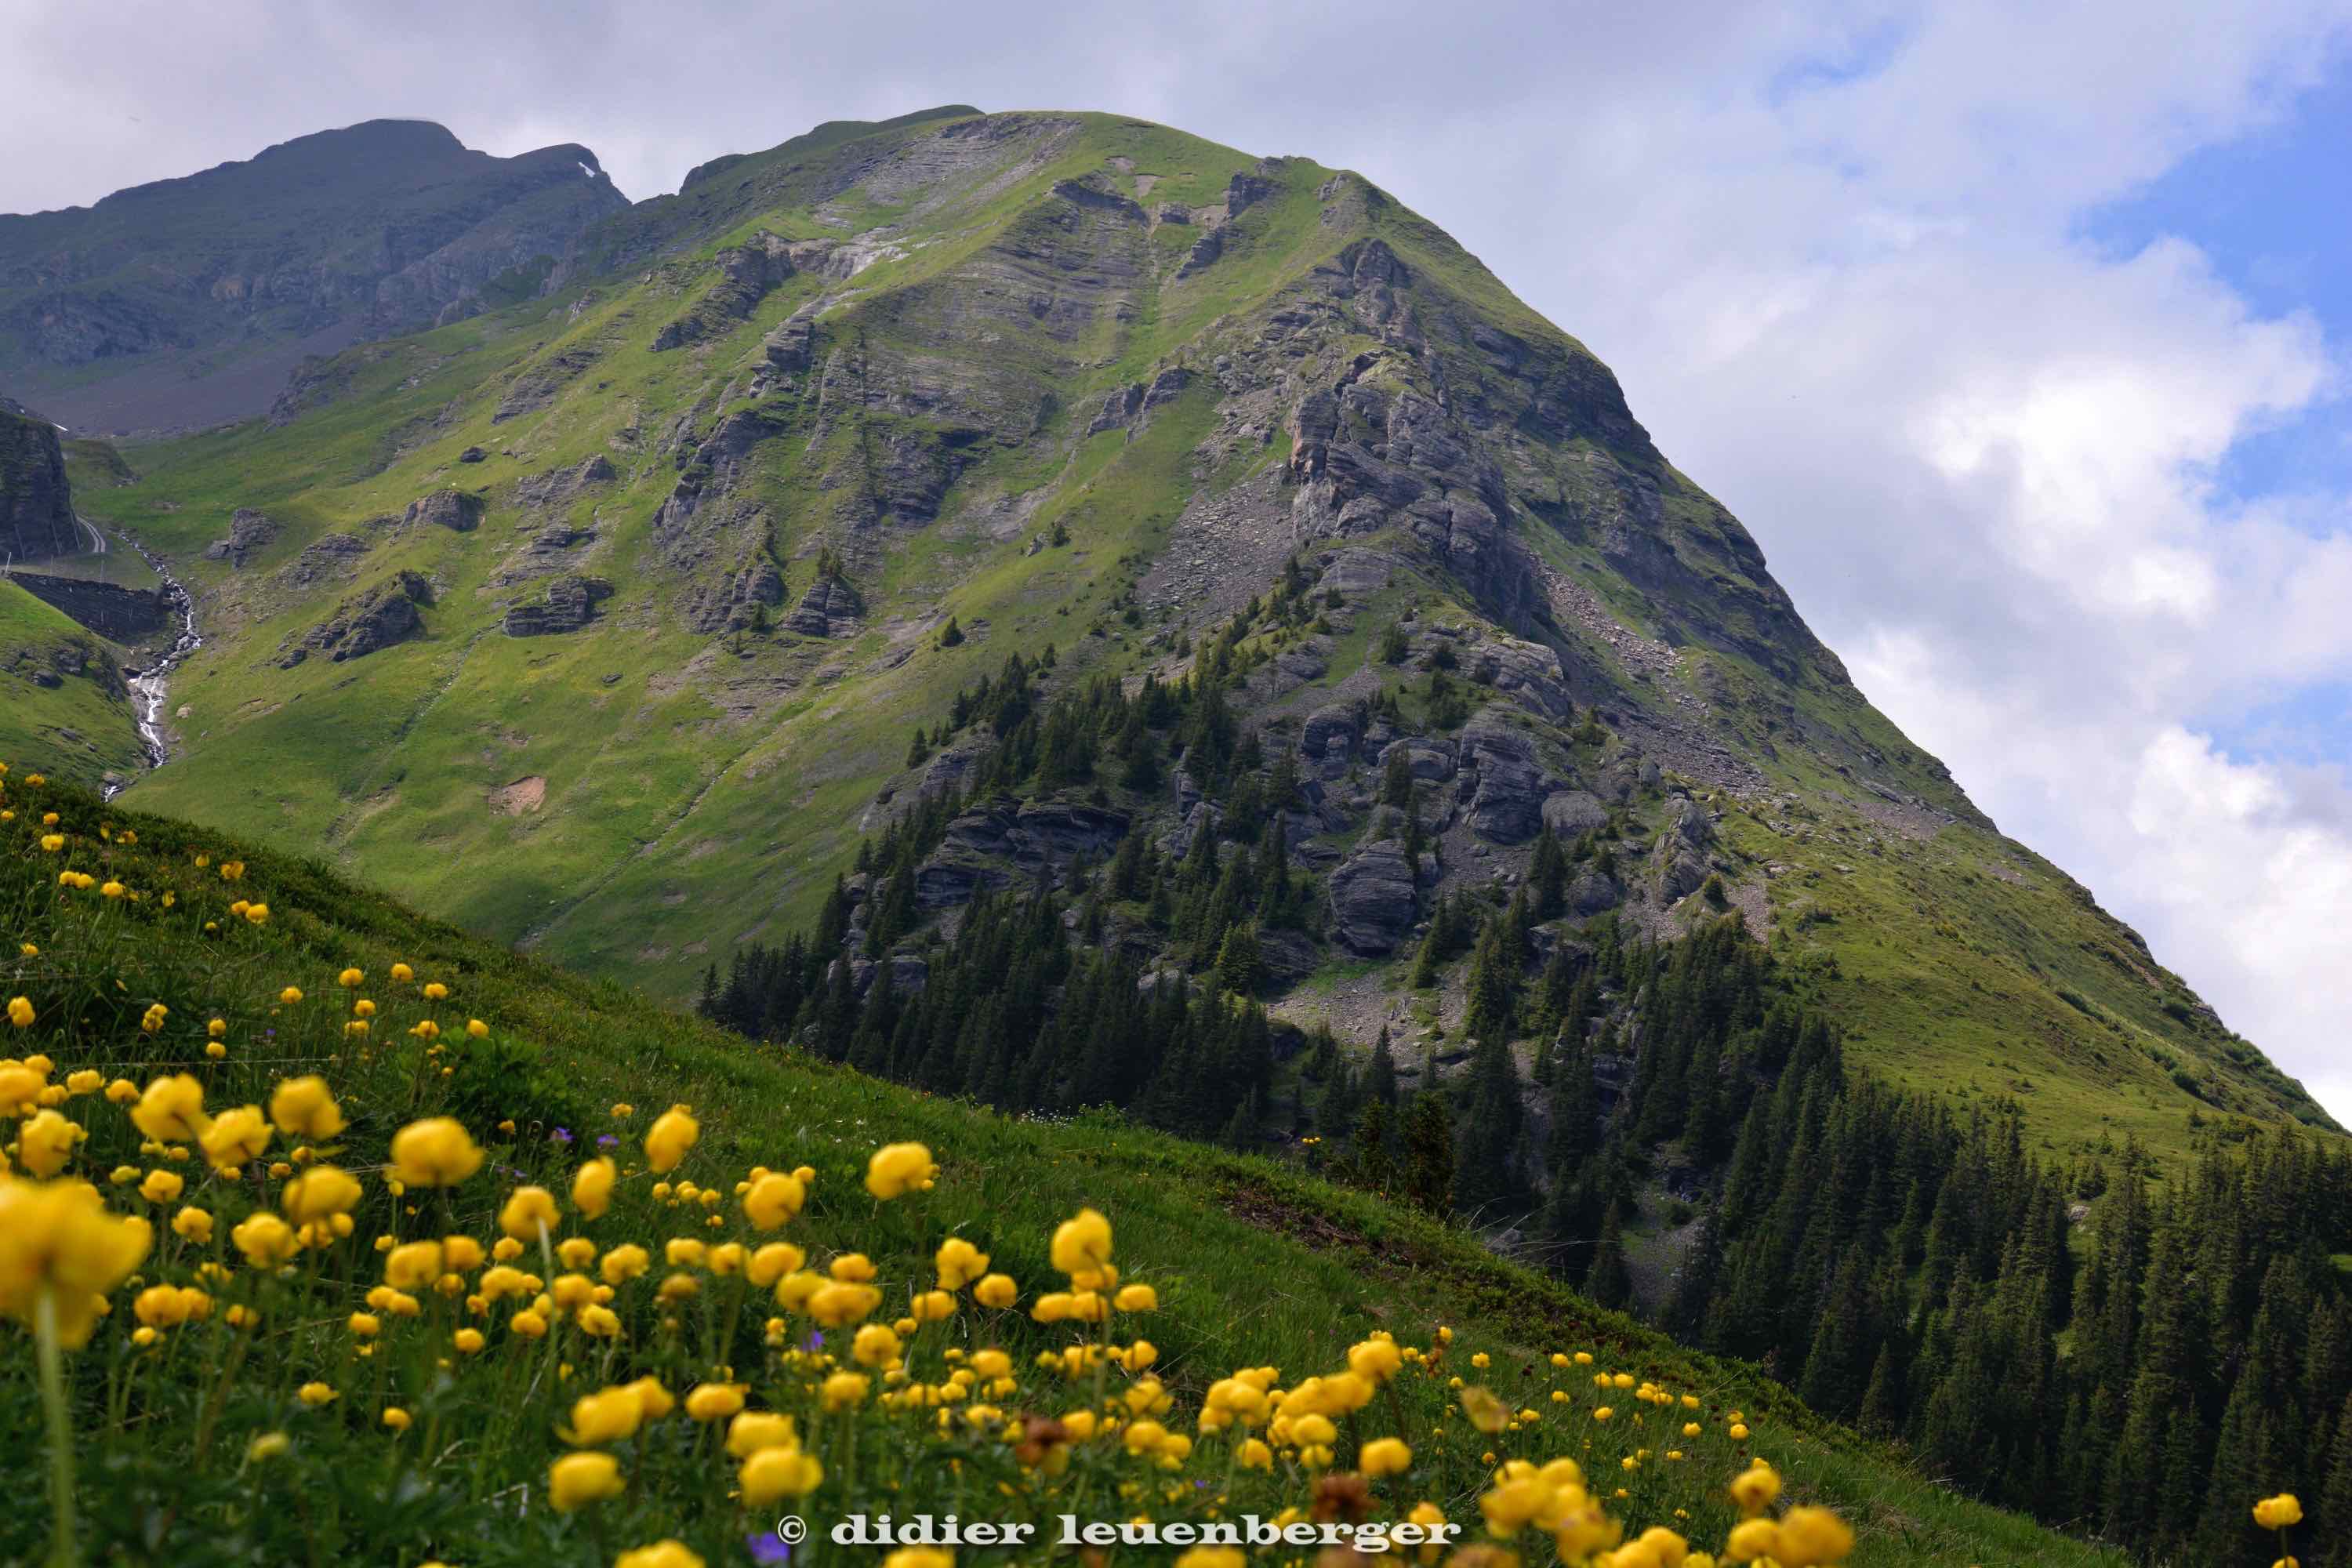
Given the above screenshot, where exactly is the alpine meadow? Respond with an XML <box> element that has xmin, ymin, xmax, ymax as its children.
<box><xmin>0</xmin><ymin>82</ymin><xmax>2347</xmax><ymax>1568</ymax></box>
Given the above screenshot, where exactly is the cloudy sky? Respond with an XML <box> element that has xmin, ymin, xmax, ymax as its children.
<box><xmin>9</xmin><ymin>0</ymin><xmax>2352</xmax><ymax>1118</ymax></box>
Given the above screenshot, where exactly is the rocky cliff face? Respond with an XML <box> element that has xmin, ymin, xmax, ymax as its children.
<box><xmin>0</xmin><ymin>120</ymin><xmax>628</xmax><ymax>433</ymax></box>
<box><xmin>0</xmin><ymin>396</ymin><xmax>78</xmax><ymax>561</ymax></box>
<box><xmin>82</xmin><ymin>107</ymin><xmax>2335</xmax><ymax>1153</ymax></box>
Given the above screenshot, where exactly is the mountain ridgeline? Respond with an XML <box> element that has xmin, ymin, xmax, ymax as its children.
<box><xmin>0</xmin><ymin>119</ymin><xmax>627</xmax><ymax>433</ymax></box>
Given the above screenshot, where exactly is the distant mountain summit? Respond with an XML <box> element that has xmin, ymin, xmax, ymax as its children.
<box><xmin>0</xmin><ymin>120</ymin><xmax>627</xmax><ymax>433</ymax></box>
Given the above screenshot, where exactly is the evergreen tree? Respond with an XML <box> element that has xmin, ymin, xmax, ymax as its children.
<box><xmin>1402</xmin><ymin>1091</ymin><xmax>1455</xmax><ymax>1216</ymax></box>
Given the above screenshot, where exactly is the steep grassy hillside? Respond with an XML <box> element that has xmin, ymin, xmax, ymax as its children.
<box><xmin>0</xmin><ymin>578</ymin><xmax>140</xmax><ymax>789</ymax></box>
<box><xmin>0</xmin><ymin>762</ymin><xmax>2151</xmax><ymax>1567</ymax></box>
<box><xmin>69</xmin><ymin>107</ymin><xmax>2332</xmax><ymax>1178</ymax></box>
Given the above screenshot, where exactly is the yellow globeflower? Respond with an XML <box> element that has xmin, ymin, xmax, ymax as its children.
<box><xmin>269</xmin><ymin>1076</ymin><xmax>345</xmax><ymax>1140</ymax></box>
<box><xmin>568</xmin><ymin>1385</ymin><xmax>645</xmax><ymax>1445</ymax></box>
<box><xmin>17</xmin><ymin>1109</ymin><xmax>83</xmax><ymax>1178</ymax></box>
<box><xmin>742</xmin><ymin>1171</ymin><xmax>805</xmax><ymax>1229</ymax></box>
<box><xmin>684</xmin><ymin>1382</ymin><xmax>747</xmax><ymax>1422</ymax></box>
<box><xmin>1773</xmin><ymin>1507</ymin><xmax>1854</xmax><ymax>1566</ymax></box>
<box><xmin>1730</xmin><ymin>1463</ymin><xmax>1781</xmax><ymax>1515</ymax></box>
<box><xmin>0</xmin><ymin>1178</ymin><xmax>151</xmax><ymax>1345</ymax></box>
<box><xmin>231</xmin><ymin>1212</ymin><xmax>300</xmax><ymax>1269</ymax></box>
<box><xmin>1360</xmin><ymin>1436</ymin><xmax>1413</xmax><ymax>1478</ymax></box>
<box><xmin>739</xmin><ymin>1443</ymin><xmax>824</xmax><ymax>1504</ymax></box>
<box><xmin>572</xmin><ymin>1156</ymin><xmax>617</xmax><ymax>1220</ymax></box>
<box><xmin>1113</xmin><ymin>1283</ymin><xmax>1158</xmax><ymax>1312</ymax></box>
<box><xmin>865</xmin><ymin>1142</ymin><xmax>937</xmax><ymax>1199</ymax></box>
<box><xmin>935</xmin><ymin>1236</ymin><xmax>989</xmax><ymax>1290</ymax></box>
<box><xmin>198</xmin><ymin>1105</ymin><xmax>271</xmax><ymax>1171</ymax></box>
<box><xmin>390</xmin><ymin>1118</ymin><xmax>483</xmax><ymax>1187</ymax></box>
<box><xmin>282</xmin><ymin>1166</ymin><xmax>363</xmax><ymax>1224</ymax></box>
<box><xmin>851</xmin><ymin>1323</ymin><xmax>902</xmax><ymax>1367</ymax></box>
<box><xmin>171</xmin><ymin>1206</ymin><xmax>213</xmax><ymax>1243</ymax></box>
<box><xmin>1050</xmin><ymin>1207</ymin><xmax>1112</xmax><ymax>1276</ymax></box>
<box><xmin>131</xmin><ymin>1074</ymin><xmax>209</xmax><ymax>1143</ymax></box>
<box><xmin>973</xmin><ymin>1272</ymin><xmax>1018</xmax><ymax>1308</ymax></box>
<box><xmin>498</xmin><ymin>1185</ymin><xmax>561</xmax><ymax>1242</ymax></box>
<box><xmin>548</xmin><ymin>1451</ymin><xmax>623</xmax><ymax>1512</ymax></box>
<box><xmin>822</xmin><ymin>1371</ymin><xmax>871</xmax><ymax>1411</ymax></box>
<box><xmin>2254</xmin><ymin>1495</ymin><xmax>2304</xmax><ymax>1530</ymax></box>
<box><xmin>382</xmin><ymin>1406</ymin><xmax>412</xmax><ymax>1432</ymax></box>
<box><xmin>383</xmin><ymin>1240</ymin><xmax>444</xmax><ymax>1290</ymax></box>
<box><xmin>644</xmin><ymin>1105</ymin><xmax>699</xmax><ymax>1174</ymax></box>
<box><xmin>1723</xmin><ymin>1519</ymin><xmax>1782</xmax><ymax>1564</ymax></box>
<box><xmin>880</xmin><ymin>1552</ymin><xmax>952</xmax><ymax>1568</ymax></box>
<box><xmin>615</xmin><ymin>1544</ymin><xmax>703</xmax><ymax>1568</ymax></box>
<box><xmin>1175</xmin><ymin>1551</ymin><xmax>1247</xmax><ymax>1568</ymax></box>
<box><xmin>296</xmin><ymin>1381</ymin><xmax>338</xmax><ymax>1406</ymax></box>
<box><xmin>5</xmin><ymin>996</ymin><xmax>31</xmax><ymax>1029</ymax></box>
<box><xmin>726</xmin><ymin>1410</ymin><xmax>795</xmax><ymax>1457</ymax></box>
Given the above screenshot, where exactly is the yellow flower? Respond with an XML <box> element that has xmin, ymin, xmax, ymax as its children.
<box><xmin>747</xmin><ymin>1242</ymin><xmax>804</xmax><ymax>1287</ymax></box>
<box><xmin>0</xmin><ymin>1178</ymin><xmax>152</xmax><ymax>1345</ymax></box>
<box><xmin>390</xmin><ymin>964</ymin><xmax>414</xmax><ymax>984</ymax></box>
<box><xmin>739</xmin><ymin>1443</ymin><xmax>824</xmax><ymax>1504</ymax></box>
<box><xmin>131</xmin><ymin>1074</ymin><xmax>208</xmax><ymax>1142</ymax></box>
<box><xmin>390</xmin><ymin>1118</ymin><xmax>482</xmax><ymax>1187</ymax></box>
<box><xmin>5</xmin><ymin>996</ymin><xmax>31</xmax><ymax>1029</ymax></box>
<box><xmin>1050</xmin><ymin>1207</ymin><xmax>1112</xmax><ymax>1276</ymax></box>
<box><xmin>297</xmin><ymin>1381</ymin><xmax>338</xmax><ymax>1406</ymax></box>
<box><xmin>1113</xmin><ymin>1282</ymin><xmax>1158</xmax><ymax>1312</ymax></box>
<box><xmin>282</xmin><ymin>1166</ymin><xmax>362</xmax><ymax>1224</ymax></box>
<box><xmin>269</xmin><ymin>1076</ymin><xmax>345</xmax><ymax>1140</ymax></box>
<box><xmin>1460</xmin><ymin>1385</ymin><xmax>1510</xmax><ymax>1435</ymax></box>
<box><xmin>423</xmin><ymin>982</ymin><xmax>450</xmax><ymax>1001</ymax></box>
<box><xmin>684</xmin><ymin>1382</ymin><xmax>746</xmax><ymax>1422</ymax></box>
<box><xmin>454</xmin><ymin>1327</ymin><xmax>486</xmax><ymax>1354</ymax></box>
<box><xmin>1176</xmin><ymin>1551</ymin><xmax>1247</xmax><ymax>1568</ymax></box>
<box><xmin>383</xmin><ymin>1240</ymin><xmax>444</xmax><ymax>1289</ymax></box>
<box><xmin>548</xmin><ymin>1451</ymin><xmax>623</xmax><ymax>1511</ymax></box>
<box><xmin>466</xmin><ymin>1018</ymin><xmax>488</xmax><ymax>1038</ymax></box>
<box><xmin>231</xmin><ymin>1212</ymin><xmax>300</xmax><ymax>1268</ymax></box>
<box><xmin>880</xmin><ymin>1552</ymin><xmax>952</xmax><ymax>1568</ymax></box>
<box><xmin>568</xmin><ymin>1385</ymin><xmax>646</xmax><ymax>1445</ymax></box>
<box><xmin>852</xmin><ymin>1323</ymin><xmax>902</xmax><ymax>1367</ymax></box>
<box><xmin>615</xmin><ymin>1543</ymin><xmax>704</xmax><ymax>1568</ymax></box>
<box><xmin>865</xmin><ymin>1141</ymin><xmax>937</xmax><ymax>1199</ymax></box>
<box><xmin>246</xmin><ymin>1432</ymin><xmax>289</xmax><ymax>1463</ymax></box>
<box><xmin>934</xmin><ymin>1235</ymin><xmax>990</xmax><ymax>1290</ymax></box>
<box><xmin>2254</xmin><ymin>1494</ymin><xmax>2304</xmax><ymax>1530</ymax></box>
<box><xmin>1723</xmin><ymin>1519</ymin><xmax>1782</xmax><ymax>1563</ymax></box>
<box><xmin>171</xmin><ymin>1206</ymin><xmax>213</xmax><ymax>1243</ymax></box>
<box><xmin>822</xmin><ymin>1371</ymin><xmax>871</xmax><ymax>1411</ymax></box>
<box><xmin>17</xmin><ymin>1109</ymin><xmax>83</xmax><ymax>1177</ymax></box>
<box><xmin>498</xmin><ymin>1185</ymin><xmax>560</xmax><ymax>1242</ymax></box>
<box><xmin>571</xmin><ymin>1156</ymin><xmax>617</xmax><ymax>1220</ymax></box>
<box><xmin>198</xmin><ymin>1105</ymin><xmax>271</xmax><ymax>1171</ymax></box>
<box><xmin>644</xmin><ymin>1105</ymin><xmax>699</xmax><ymax>1174</ymax></box>
<box><xmin>382</xmin><ymin>1406</ymin><xmax>412</xmax><ymax>1432</ymax></box>
<box><xmin>1728</xmin><ymin>1422</ymin><xmax>1750</xmax><ymax>1441</ymax></box>
<box><xmin>1360</xmin><ymin>1436</ymin><xmax>1413</xmax><ymax>1477</ymax></box>
<box><xmin>1773</xmin><ymin>1507</ymin><xmax>1853</xmax><ymax>1566</ymax></box>
<box><xmin>805</xmin><ymin>1281</ymin><xmax>881</xmax><ymax>1327</ymax></box>
<box><xmin>973</xmin><ymin>1272</ymin><xmax>1018</xmax><ymax>1308</ymax></box>
<box><xmin>743</xmin><ymin>1171</ymin><xmax>805</xmax><ymax>1229</ymax></box>
<box><xmin>1730</xmin><ymin>1462</ymin><xmax>1781</xmax><ymax>1515</ymax></box>
<box><xmin>727</xmin><ymin>1410</ymin><xmax>796</xmax><ymax>1456</ymax></box>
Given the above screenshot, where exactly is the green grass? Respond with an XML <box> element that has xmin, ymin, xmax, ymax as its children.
<box><xmin>0</xmin><ymin>764</ymin><xmax>2145</xmax><ymax>1568</ymax></box>
<box><xmin>0</xmin><ymin>578</ymin><xmax>143</xmax><ymax>790</ymax></box>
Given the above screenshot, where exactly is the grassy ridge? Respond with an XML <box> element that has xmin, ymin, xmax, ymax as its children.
<box><xmin>0</xmin><ymin>765</ymin><xmax>2143</xmax><ymax>1566</ymax></box>
<box><xmin>0</xmin><ymin>579</ymin><xmax>142</xmax><ymax>790</ymax></box>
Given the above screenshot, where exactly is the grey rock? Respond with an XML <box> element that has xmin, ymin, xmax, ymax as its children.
<box><xmin>404</xmin><ymin>490</ymin><xmax>483</xmax><ymax>532</ymax></box>
<box><xmin>1541</xmin><ymin>790</ymin><xmax>1610</xmax><ymax>839</ymax></box>
<box><xmin>1568</xmin><ymin>872</ymin><xmax>1623</xmax><ymax>916</ymax></box>
<box><xmin>1330</xmin><ymin>839</ymin><xmax>1421</xmax><ymax>955</ymax></box>
<box><xmin>503</xmin><ymin>575</ymin><xmax>613</xmax><ymax>637</ymax></box>
<box><xmin>783</xmin><ymin>575</ymin><xmax>863</xmax><ymax>638</ymax></box>
<box><xmin>457</xmin><ymin>445</ymin><xmax>486</xmax><ymax>463</ymax></box>
<box><xmin>279</xmin><ymin>571</ymin><xmax>431</xmax><ymax>666</ymax></box>
<box><xmin>1461</xmin><ymin>717</ymin><xmax>1548</xmax><ymax>844</ymax></box>
<box><xmin>514</xmin><ymin>454</ymin><xmax>616</xmax><ymax>509</ymax></box>
<box><xmin>203</xmin><ymin>507</ymin><xmax>278</xmax><ymax>564</ymax></box>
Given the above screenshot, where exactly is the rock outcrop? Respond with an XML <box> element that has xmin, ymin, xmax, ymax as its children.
<box><xmin>503</xmin><ymin>575</ymin><xmax>612</xmax><ymax>637</ymax></box>
<box><xmin>405</xmin><ymin>492</ymin><xmax>483</xmax><ymax>532</ymax></box>
<box><xmin>278</xmin><ymin>572</ymin><xmax>431</xmax><ymax>666</ymax></box>
<box><xmin>201</xmin><ymin>508</ymin><xmax>278</xmax><ymax>565</ymax></box>
<box><xmin>1330</xmin><ymin>837</ymin><xmax>1422</xmax><ymax>955</ymax></box>
<box><xmin>913</xmin><ymin>798</ymin><xmax>1128</xmax><ymax>909</ymax></box>
<box><xmin>784</xmin><ymin>575</ymin><xmax>862</xmax><ymax>638</ymax></box>
<box><xmin>0</xmin><ymin>398</ymin><xmax>78</xmax><ymax>562</ymax></box>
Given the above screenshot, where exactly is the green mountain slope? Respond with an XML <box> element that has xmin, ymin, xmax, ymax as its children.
<box><xmin>0</xmin><ymin>575</ymin><xmax>140</xmax><ymax>788</ymax></box>
<box><xmin>0</xmin><ymin>764</ymin><xmax>2142</xmax><ymax>1568</ymax></box>
<box><xmin>65</xmin><ymin>107</ymin><xmax>2333</xmax><ymax>1169</ymax></box>
<box><xmin>0</xmin><ymin>120</ymin><xmax>627</xmax><ymax>434</ymax></box>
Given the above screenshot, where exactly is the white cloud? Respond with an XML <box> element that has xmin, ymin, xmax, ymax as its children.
<box><xmin>7</xmin><ymin>0</ymin><xmax>2352</xmax><ymax>1114</ymax></box>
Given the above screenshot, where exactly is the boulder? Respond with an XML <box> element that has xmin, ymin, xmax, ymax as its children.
<box><xmin>457</xmin><ymin>445</ymin><xmax>487</xmax><ymax>463</ymax></box>
<box><xmin>1299</xmin><ymin>703</ymin><xmax>1359</xmax><ymax>771</ymax></box>
<box><xmin>204</xmin><ymin>507</ymin><xmax>278</xmax><ymax>565</ymax></box>
<box><xmin>514</xmin><ymin>454</ymin><xmax>616</xmax><ymax>510</ymax></box>
<box><xmin>1477</xmin><ymin>636</ymin><xmax>1577</xmax><ymax>721</ymax></box>
<box><xmin>1671</xmin><ymin>798</ymin><xmax>1715</xmax><ymax>848</ymax></box>
<box><xmin>1542</xmin><ymin>790</ymin><xmax>1609</xmax><ymax>839</ymax></box>
<box><xmin>404</xmin><ymin>491</ymin><xmax>483</xmax><ymax>532</ymax></box>
<box><xmin>1568</xmin><ymin>872</ymin><xmax>1623</xmax><ymax>916</ymax></box>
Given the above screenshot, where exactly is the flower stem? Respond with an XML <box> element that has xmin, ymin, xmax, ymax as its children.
<box><xmin>35</xmin><ymin>1287</ymin><xmax>77</xmax><ymax>1568</ymax></box>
